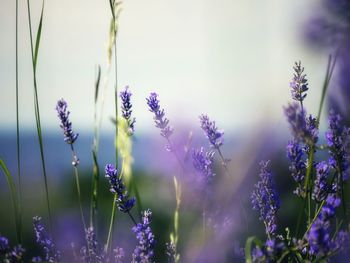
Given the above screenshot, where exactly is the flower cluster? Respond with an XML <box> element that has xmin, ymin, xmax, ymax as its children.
<box><xmin>80</xmin><ymin>227</ymin><xmax>106</xmax><ymax>263</ymax></box>
<box><xmin>252</xmin><ymin>238</ymin><xmax>285</xmax><ymax>262</ymax></box>
<box><xmin>284</xmin><ymin>103</ymin><xmax>318</xmax><ymax>144</ymax></box>
<box><xmin>105</xmin><ymin>164</ymin><xmax>136</xmax><ymax>213</ymax></box>
<box><xmin>33</xmin><ymin>216</ymin><xmax>60</xmax><ymax>262</ymax></box>
<box><xmin>199</xmin><ymin>114</ymin><xmax>224</xmax><ymax>149</ymax></box>
<box><xmin>326</xmin><ymin>110</ymin><xmax>350</xmax><ymax>179</ymax></box>
<box><xmin>286</xmin><ymin>140</ymin><xmax>306</xmax><ymax>196</ymax></box>
<box><xmin>120</xmin><ymin>86</ymin><xmax>136</xmax><ymax>134</ymax></box>
<box><xmin>132</xmin><ymin>209</ymin><xmax>156</xmax><ymax>263</ymax></box>
<box><xmin>192</xmin><ymin>147</ymin><xmax>215</xmax><ymax>185</ymax></box>
<box><xmin>290</xmin><ymin>61</ymin><xmax>309</xmax><ymax>103</ymax></box>
<box><xmin>56</xmin><ymin>99</ymin><xmax>79</xmax><ymax>145</ymax></box>
<box><xmin>306</xmin><ymin>195</ymin><xmax>343</xmax><ymax>257</ymax></box>
<box><xmin>312</xmin><ymin>162</ymin><xmax>332</xmax><ymax>202</ymax></box>
<box><xmin>0</xmin><ymin>235</ymin><xmax>25</xmax><ymax>263</ymax></box>
<box><xmin>251</xmin><ymin>161</ymin><xmax>280</xmax><ymax>236</ymax></box>
<box><xmin>147</xmin><ymin>92</ymin><xmax>173</xmax><ymax>139</ymax></box>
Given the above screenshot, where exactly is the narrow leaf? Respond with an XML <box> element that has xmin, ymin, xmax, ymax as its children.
<box><xmin>33</xmin><ymin>0</ymin><xmax>45</xmax><ymax>70</ymax></box>
<box><xmin>0</xmin><ymin>159</ymin><xmax>22</xmax><ymax>243</ymax></box>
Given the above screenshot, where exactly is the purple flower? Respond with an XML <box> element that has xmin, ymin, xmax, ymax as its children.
<box><xmin>56</xmin><ymin>99</ymin><xmax>79</xmax><ymax>144</ymax></box>
<box><xmin>33</xmin><ymin>216</ymin><xmax>60</xmax><ymax>262</ymax></box>
<box><xmin>9</xmin><ymin>245</ymin><xmax>25</xmax><ymax>262</ymax></box>
<box><xmin>312</xmin><ymin>162</ymin><xmax>332</xmax><ymax>202</ymax></box>
<box><xmin>251</xmin><ymin>161</ymin><xmax>280</xmax><ymax>236</ymax></box>
<box><xmin>80</xmin><ymin>227</ymin><xmax>106</xmax><ymax>263</ymax></box>
<box><xmin>284</xmin><ymin>103</ymin><xmax>318</xmax><ymax>144</ymax></box>
<box><xmin>105</xmin><ymin>164</ymin><xmax>136</xmax><ymax>213</ymax></box>
<box><xmin>120</xmin><ymin>86</ymin><xmax>136</xmax><ymax>134</ymax></box>
<box><xmin>192</xmin><ymin>147</ymin><xmax>215</xmax><ymax>185</ymax></box>
<box><xmin>0</xmin><ymin>236</ymin><xmax>9</xmax><ymax>255</ymax></box>
<box><xmin>132</xmin><ymin>209</ymin><xmax>155</xmax><ymax>263</ymax></box>
<box><xmin>326</xmin><ymin>110</ymin><xmax>349</xmax><ymax>179</ymax></box>
<box><xmin>0</xmin><ymin>235</ymin><xmax>25</xmax><ymax>262</ymax></box>
<box><xmin>290</xmin><ymin>61</ymin><xmax>309</xmax><ymax>103</ymax></box>
<box><xmin>286</xmin><ymin>140</ymin><xmax>306</xmax><ymax>196</ymax></box>
<box><xmin>147</xmin><ymin>92</ymin><xmax>173</xmax><ymax>139</ymax></box>
<box><xmin>166</xmin><ymin>242</ymin><xmax>176</xmax><ymax>263</ymax></box>
<box><xmin>113</xmin><ymin>247</ymin><xmax>124</xmax><ymax>263</ymax></box>
<box><xmin>199</xmin><ymin>114</ymin><xmax>224</xmax><ymax>149</ymax></box>
<box><xmin>307</xmin><ymin>195</ymin><xmax>341</xmax><ymax>257</ymax></box>
<box><xmin>252</xmin><ymin>239</ymin><xmax>285</xmax><ymax>262</ymax></box>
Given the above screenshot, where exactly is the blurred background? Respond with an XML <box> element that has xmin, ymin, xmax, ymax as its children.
<box><xmin>0</xmin><ymin>0</ymin><xmax>349</xmax><ymax>262</ymax></box>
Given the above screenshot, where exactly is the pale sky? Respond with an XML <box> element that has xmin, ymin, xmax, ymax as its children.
<box><xmin>0</xmin><ymin>0</ymin><xmax>328</xmax><ymax>134</ymax></box>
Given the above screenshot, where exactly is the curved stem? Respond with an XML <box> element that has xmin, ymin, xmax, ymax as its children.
<box><xmin>27</xmin><ymin>0</ymin><xmax>53</xmax><ymax>233</ymax></box>
<box><xmin>105</xmin><ymin>194</ymin><xmax>117</xmax><ymax>252</ymax></box>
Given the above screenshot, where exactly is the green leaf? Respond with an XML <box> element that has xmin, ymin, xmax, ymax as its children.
<box><xmin>33</xmin><ymin>0</ymin><xmax>45</xmax><ymax>70</ymax></box>
<box><xmin>0</xmin><ymin>159</ymin><xmax>22</xmax><ymax>243</ymax></box>
<box><xmin>94</xmin><ymin>65</ymin><xmax>101</xmax><ymax>103</ymax></box>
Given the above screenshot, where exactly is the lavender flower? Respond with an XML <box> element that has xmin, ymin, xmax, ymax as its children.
<box><xmin>312</xmin><ymin>162</ymin><xmax>331</xmax><ymax>202</ymax></box>
<box><xmin>105</xmin><ymin>164</ymin><xmax>136</xmax><ymax>213</ymax></box>
<box><xmin>33</xmin><ymin>216</ymin><xmax>60</xmax><ymax>262</ymax></box>
<box><xmin>113</xmin><ymin>247</ymin><xmax>125</xmax><ymax>263</ymax></box>
<box><xmin>252</xmin><ymin>239</ymin><xmax>285</xmax><ymax>262</ymax></box>
<box><xmin>120</xmin><ymin>86</ymin><xmax>136</xmax><ymax>134</ymax></box>
<box><xmin>9</xmin><ymin>245</ymin><xmax>25</xmax><ymax>262</ymax></box>
<box><xmin>80</xmin><ymin>227</ymin><xmax>105</xmax><ymax>263</ymax></box>
<box><xmin>326</xmin><ymin>110</ymin><xmax>349</xmax><ymax>179</ymax></box>
<box><xmin>251</xmin><ymin>161</ymin><xmax>280</xmax><ymax>236</ymax></box>
<box><xmin>56</xmin><ymin>99</ymin><xmax>79</xmax><ymax>144</ymax></box>
<box><xmin>0</xmin><ymin>236</ymin><xmax>9</xmax><ymax>255</ymax></box>
<box><xmin>147</xmin><ymin>92</ymin><xmax>173</xmax><ymax>139</ymax></box>
<box><xmin>286</xmin><ymin>140</ymin><xmax>306</xmax><ymax>196</ymax></box>
<box><xmin>199</xmin><ymin>114</ymin><xmax>224</xmax><ymax>149</ymax></box>
<box><xmin>290</xmin><ymin>61</ymin><xmax>309</xmax><ymax>103</ymax></box>
<box><xmin>307</xmin><ymin>195</ymin><xmax>341</xmax><ymax>257</ymax></box>
<box><xmin>284</xmin><ymin>103</ymin><xmax>318</xmax><ymax>144</ymax></box>
<box><xmin>132</xmin><ymin>209</ymin><xmax>155</xmax><ymax>263</ymax></box>
<box><xmin>166</xmin><ymin>242</ymin><xmax>176</xmax><ymax>263</ymax></box>
<box><xmin>192</xmin><ymin>147</ymin><xmax>215</xmax><ymax>185</ymax></box>
<box><xmin>0</xmin><ymin>235</ymin><xmax>25</xmax><ymax>262</ymax></box>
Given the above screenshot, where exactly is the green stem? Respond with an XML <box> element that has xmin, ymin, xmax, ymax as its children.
<box><xmin>90</xmin><ymin>66</ymin><xmax>101</xmax><ymax>230</ymax></box>
<box><xmin>15</xmin><ymin>0</ymin><xmax>22</xmax><ymax>244</ymax></box>
<box><xmin>105</xmin><ymin>194</ymin><xmax>117</xmax><ymax>252</ymax></box>
<box><xmin>70</xmin><ymin>145</ymin><xmax>87</xmax><ymax>231</ymax></box>
<box><xmin>27</xmin><ymin>0</ymin><xmax>53</xmax><ymax>233</ymax></box>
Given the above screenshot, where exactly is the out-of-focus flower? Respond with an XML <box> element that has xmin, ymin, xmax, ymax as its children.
<box><xmin>307</xmin><ymin>195</ymin><xmax>342</xmax><ymax>257</ymax></box>
<box><xmin>166</xmin><ymin>242</ymin><xmax>176</xmax><ymax>263</ymax></box>
<box><xmin>192</xmin><ymin>147</ymin><xmax>215</xmax><ymax>185</ymax></box>
<box><xmin>56</xmin><ymin>99</ymin><xmax>79</xmax><ymax>145</ymax></box>
<box><xmin>80</xmin><ymin>227</ymin><xmax>106</xmax><ymax>263</ymax></box>
<box><xmin>199</xmin><ymin>114</ymin><xmax>224</xmax><ymax>149</ymax></box>
<box><xmin>120</xmin><ymin>86</ymin><xmax>136</xmax><ymax>134</ymax></box>
<box><xmin>33</xmin><ymin>216</ymin><xmax>60</xmax><ymax>262</ymax></box>
<box><xmin>113</xmin><ymin>247</ymin><xmax>124</xmax><ymax>263</ymax></box>
<box><xmin>105</xmin><ymin>164</ymin><xmax>136</xmax><ymax>213</ymax></box>
<box><xmin>312</xmin><ymin>162</ymin><xmax>332</xmax><ymax>202</ymax></box>
<box><xmin>147</xmin><ymin>92</ymin><xmax>173</xmax><ymax>139</ymax></box>
<box><xmin>284</xmin><ymin>103</ymin><xmax>318</xmax><ymax>144</ymax></box>
<box><xmin>251</xmin><ymin>161</ymin><xmax>280</xmax><ymax>236</ymax></box>
<box><xmin>132</xmin><ymin>209</ymin><xmax>155</xmax><ymax>263</ymax></box>
<box><xmin>290</xmin><ymin>61</ymin><xmax>309</xmax><ymax>103</ymax></box>
<box><xmin>286</xmin><ymin>140</ymin><xmax>306</xmax><ymax>196</ymax></box>
<box><xmin>326</xmin><ymin>110</ymin><xmax>350</xmax><ymax>180</ymax></box>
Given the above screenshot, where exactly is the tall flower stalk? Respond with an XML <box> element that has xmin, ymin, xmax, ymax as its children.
<box><xmin>106</xmin><ymin>1</ymin><xmax>123</xmax><ymax>253</ymax></box>
<box><xmin>56</xmin><ymin>99</ymin><xmax>86</xmax><ymax>233</ymax></box>
<box><xmin>15</xmin><ymin>0</ymin><xmax>22</xmax><ymax>244</ymax></box>
<box><xmin>26</xmin><ymin>0</ymin><xmax>52</xmax><ymax>232</ymax></box>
